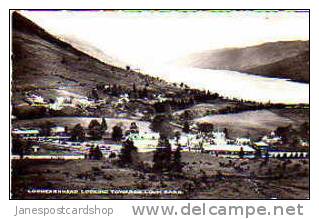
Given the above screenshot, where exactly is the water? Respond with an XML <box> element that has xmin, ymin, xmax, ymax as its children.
<box><xmin>142</xmin><ymin>65</ymin><xmax>309</xmax><ymax>104</ymax></box>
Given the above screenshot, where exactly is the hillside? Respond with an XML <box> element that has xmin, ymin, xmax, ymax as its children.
<box><xmin>11</xmin><ymin>11</ymin><xmax>176</xmax><ymax>105</ymax></box>
<box><xmin>176</xmin><ymin>41</ymin><xmax>309</xmax><ymax>83</ymax></box>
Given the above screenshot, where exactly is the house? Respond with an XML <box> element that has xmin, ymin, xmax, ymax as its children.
<box><xmin>128</xmin><ymin>132</ymin><xmax>160</xmax><ymax>141</ymax></box>
<box><xmin>236</xmin><ymin>137</ymin><xmax>251</xmax><ymax>145</ymax></box>
<box><xmin>118</xmin><ymin>94</ymin><xmax>130</xmax><ymax>104</ymax></box>
<box><xmin>262</xmin><ymin>135</ymin><xmax>282</xmax><ymax>144</ymax></box>
<box><xmin>49</xmin><ymin>97</ymin><xmax>65</xmax><ymax>110</ymax></box>
<box><xmin>26</xmin><ymin>94</ymin><xmax>47</xmax><ymax>106</ymax></box>
<box><xmin>212</xmin><ymin>131</ymin><xmax>228</xmax><ymax>145</ymax></box>
<box><xmin>73</xmin><ymin>98</ymin><xmax>92</xmax><ymax>108</ymax></box>
<box><xmin>12</xmin><ymin>128</ymin><xmax>39</xmax><ymax>138</ymax></box>
<box><xmin>206</xmin><ymin>144</ymin><xmax>255</xmax><ymax>158</ymax></box>
<box><xmin>50</xmin><ymin>126</ymin><xmax>66</xmax><ymax>136</ymax></box>
<box><xmin>156</xmin><ymin>94</ymin><xmax>167</xmax><ymax>103</ymax></box>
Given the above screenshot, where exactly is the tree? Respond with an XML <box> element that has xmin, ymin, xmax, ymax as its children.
<box><xmin>239</xmin><ymin>147</ymin><xmax>244</xmax><ymax>159</ymax></box>
<box><xmin>197</xmin><ymin>122</ymin><xmax>214</xmax><ymax>133</ymax></box>
<box><xmin>70</xmin><ymin>123</ymin><xmax>85</xmax><ymax>142</ymax></box>
<box><xmin>12</xmin><ymin>137</ymin><xmax>29</xmax><ymax>158</ymax></box>
<box><xmin>142</xmin><ymin>86</ymin><xmax>149</xmax><ymax>98</ymax></box>
<box><xmin>153</xmin><ymin>136</ymin><xmax>172</xmax><ymax>173</ymax></box>
<box><xmin>182</xmin><ymin>121</ymin><xmax>190</xmax><ymax>133</ymax></box>
<box><xmin>254</xmin><ymin>148</ymin><xmax>262</xmax><ymax>159</ymax></box>
<box><xmin>101</xmin><ymin>117</ymin><xmax>108</xmax><ymax>132</ymax></box>
<box><xmin>88</xmin><ymin>119</ymin><xmax>103</xmax><ymax>140</ymax></box>
<box><xmin>172</xmin><ymin>145</ymin><xmax>183</xmax><ymax>172</ymax></box>
<box><xmin>88</xmin><ymin>146</ymin><xmax>103</xmax><ymax>160</ymax></box>
<box><xmin>39</xmin><ymin>121</ymin><xmax>55</xmax><ymax>136</ymax></box>
<box><xmin>132</xmin><ymin>83</ymin><xmax>137</xmax><ymax>93</ymax></box>
<box><xmin>90</xmin><ymin>88</ymin><xmax>99</xmax><ymax>100</ymax></box>
<box><xmin>174</xmin><ymin>131</ymin><xmax>181</xmax><ymax>145</ymax></box>
<box><xmin>181</xmin><ymin>110</ymin><xmax>193</xmax><ymax>121</ymax></box>
<box><xmin>264</xmin><ymin>150</ymin><xmax>270</xmax><ymax>163</ymax></box>
<box><xmin>299</xmin><ymin>122</ymin><xmax>309</xmax><ymax>141</ymax></box>
<box><xmin>224</xmin><ymin>128</ymin><xmax>229</xmax><ymax>139</ymax></box>
<box><xmin>112</xmin><ymin>125</ymin><xmax>123</xmax><ymax>141</ymax></box>
<box><xmin>64</xmin><ymin>126</ymin><xmax>68</xmax><ymax>135</ymax></box>
<box><xmin>275</xmin><ymin>125</ymin><xmax>293</xmax><ymax>144</ymax></box>
<box><xmin>119</xmin><ymin>139</ymin><xmax>138</xmax><ymax>166</ymax></box>
<box><xmin>150</xmin><ymin>114</ymin><xmax>173</xmax><ymax>138</ymax></box>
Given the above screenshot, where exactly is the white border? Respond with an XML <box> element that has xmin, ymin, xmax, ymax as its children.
<box><xmin>2</xmin><ymin>1</ymin><xmax>318</xmax><ymax>218</ymax></box>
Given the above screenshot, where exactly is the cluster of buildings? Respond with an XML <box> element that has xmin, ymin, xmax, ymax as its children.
<box><xmin>25</xmin><ymin>93</ymin><xmax>106</xmax><ymax>110</ymax></box>
<box><xmin>127</xmin><ymin>130</ymin><xmax>308</xmax><ymax>158</ymax></box>
<box><xmin>12</xmin><ymin>122</ymin><xmax>309</xmax><ymax>159</ymax></box>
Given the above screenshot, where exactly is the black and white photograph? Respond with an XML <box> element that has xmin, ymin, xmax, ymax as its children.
<box><xmin>10</xmin><ymin>9</ymin><xmax>309</xmax><ymax>200</ymax></box>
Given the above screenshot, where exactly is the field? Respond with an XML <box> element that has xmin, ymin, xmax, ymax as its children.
<box><xmin>11</xmin><ymin>152</ymin><xmax>309</xmax><ymax>199</ymax></box>
<box><xmin>12</xmin><ymin>117</ymin><xmax>152</xmax><ymax>133</ymax></box>
<box><xmin>194</xmin><ymin>109</ymin><xmax>308</xmax><ymax>139</ymax></box>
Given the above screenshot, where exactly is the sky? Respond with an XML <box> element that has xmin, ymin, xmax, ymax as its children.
<box><xmin>20</xmin><ymin>10</ymin><xmax>309</xmax><ymax>69</ymax></box>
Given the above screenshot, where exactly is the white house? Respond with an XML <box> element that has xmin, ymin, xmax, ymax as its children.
<box><xmin>26</xmin><ymin>94</ymin><xmax>45</xmax><ymax>105</ymax></box>
<box><xmin>12</xmin><ymin>128</ymin><xmax>39</xmax><ymax>137</ymax></box>
<box><xmin>236</xmin><ymin>137</ymin><xmax>251</xmax><ymax>145</ymax></box>
<box><xmin>50</xmin><ymin>126</ymin><xmax>66</xmax><ymax>136</ymax></box>
<box><xmin>262</xmin><ymin>135</ymin><xmax>282</xmax><ymax>144</ymax></box>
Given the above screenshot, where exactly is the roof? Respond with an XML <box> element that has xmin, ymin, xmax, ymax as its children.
<box><xmin>129</xmin><ymin>133</ymin><xmax>160</xmax><ymax>140</ymax></box>
<box><xmin>254</xmin><ymin>141</ymin><xmax>269</xmax><ymax>147</ymax></box>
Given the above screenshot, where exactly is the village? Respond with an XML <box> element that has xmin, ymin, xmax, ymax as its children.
<box><xmin>11</xmin><ymin>78</ymin><xmax>310</xmax><ymax>163</ymax></box>
<box><xmin>12</xmin><ymin>115</ymin><xmax>309</xmax><ymax>160</ymax></box>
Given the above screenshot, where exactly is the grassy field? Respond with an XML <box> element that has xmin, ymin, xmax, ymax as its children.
<box><xmin>12</xmin><ymin>117</ymin><xmax>152</xmax><ymax>133</ymax></box>
<box><xmin>193</xmin><ymin>109</ymin><xmax>308</xmax><ymax>139</ymax></box>
<box><xmin>11</xmin><ymin>152</ymin><xmax>309</xmax><ymax>199</ymax></box>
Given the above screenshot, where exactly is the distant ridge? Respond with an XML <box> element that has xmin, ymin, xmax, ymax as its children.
<box><xmin>175</xmin><ymin>41</ymin><xmax>309</xmax><ymax>83</ymax></box>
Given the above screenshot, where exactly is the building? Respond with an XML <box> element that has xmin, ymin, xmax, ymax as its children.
<box><xmin>236</xmin><ymin>137</ymin><xmax>251</xmax><ymax>145</ymax></box>
<box><xmin>50</xmin><ymin>126</ymin><xmax>66</xmax><ymax>136</ymax></box>
<box><xmin>262</xmin><ymin>135</ymin><xmax>282</xmax><ymax>144</ymax></box>
<box><xmin>206</xmin><ymin>144</ymin><xmax>255</xmax><ymax>158</ymax></box>
<box><xmin>26</xmin><ymin>94</ymin><xmax>46</xmax><ymax>106</ymax></box>
<box><xmin>12</xmin><ymin>128</ymin><xmax>39</xmax><ymax>138</ymax></box>
<box><xmin>128</xmin><ymin>132</ymin><xmax>160</xmax><ymax>141</ymax></box>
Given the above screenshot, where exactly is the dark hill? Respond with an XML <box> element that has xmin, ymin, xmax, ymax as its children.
<box><xmin>176</xmin><ymin>41</ymin><xmax>309</xmax><ymax>83</ymax></box>
<box><xmin>11</xmin><ymin>11</ymin><xmax>175</xmax><ymax>104</ymax></box>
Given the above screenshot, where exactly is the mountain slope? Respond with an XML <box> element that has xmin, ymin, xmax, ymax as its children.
<box><xmin>59</xmin><ymin>35</ymin><xmax>128</xmax><ymax>69</ymax></box>
<box><xmin>11</xmin><ymin>11</ymin><xmax>174</xmax><ymax>104</ymax></box>
<box><xmin>176</xmin><ymin>41</ymin><xmax>309</xmax><ymax>82</ymax></box>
